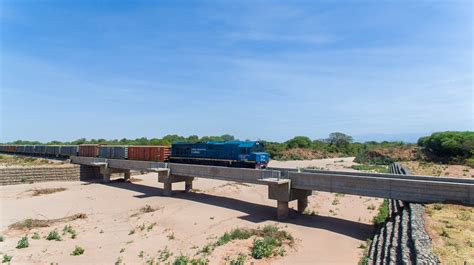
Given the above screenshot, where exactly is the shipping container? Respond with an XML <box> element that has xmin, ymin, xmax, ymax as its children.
<box><xmin>79</xmin><ymin>145</ymin><xmax>100</xmax><ymax>157</ymax></box>
<box><xmin>45</xmin><ymin>146</ymin><xmax>60</xmax><ymax>156</ymax></box>
<box><xmin>59</xmin><ymin>145</ymin><xmax>79</xmax><ymax>157</ymax></box>
<box><xmin>128</xmin><ymin>146</ymin><xmax>171</xmax><ymax>162</ymax></box>
<box><xmin>8</xmin><ymin>145</ymin><xmax>17</xmax><ymax>152</ymax></box>
<box><xmin>0</xmin><ymin>145</ymin><xmax>5</xmax><ymax>152</ymax></box>
<box><xmin>99</xmin><ymin>146</ymin><xmax>128</xmax><ymax>159</ymax></box>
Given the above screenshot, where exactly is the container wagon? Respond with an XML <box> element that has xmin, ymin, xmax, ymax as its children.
<box><xmin>59</xmin><ymin>145</ymin><xmax>79</xmax><ymax>157</ymax></box>
<box><xmin>79</xmin><ymin>144</ymin><xmax>100</xmax><ymax>157</ymax></box>
<box><xmin>170</xmin><ymin>141</ymin><xmax>269</xmax><ymax>168</ymax></box>
<box><xmin>34</xmin><ymin>145</ymin><xmax>46</xmax><ymax>155</ymax></box>
<box><xmin>127</xmin><ymin>146</ymin><xmax>171</xmax><ymax>161</ymax></box>
<box><xmin>24</xmin><ymin>145</ymin><xmax>35</xmax><ymax>154</ymax></box>
<box><xmin>99</xmin><ymin>146</ymin><xmax>128</xmax><ymax>159</ymax></box>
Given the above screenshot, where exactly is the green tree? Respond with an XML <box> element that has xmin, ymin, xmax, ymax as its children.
<box><xmin>286</xmin><ymin>136</ymin><xmax>312</xmax><ymax>149</ymax></box>
<box><xmin>327</xmin><ymin>132</ymin><xmax>353</xmax><ymax>147</ymax></box>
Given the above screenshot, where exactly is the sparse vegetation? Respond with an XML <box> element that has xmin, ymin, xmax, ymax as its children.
<box><xmin>358</xmin><ymin>239</ymin><xmax>372</xmax><ymax>265</ymax></box>
<box><xmin>198</xmin><ymin>225</ymin><xmax>293</xmax><ymax>260</ymax></box>
<box><xmin>147</xmin><ymin>222</ymin><xmax>156</xmax><ymax>232</ymax></box>
<box><xmin>31</xmin><ymin>232</ymin><xmax>40</xmax><ymax>240</ymax></box>
<box><xmin>128</xmin><ymin>229</ymin><xmax>135</xmax><ymax>235</ymax></box>
<box><xmin>8</xmin><ymin>213</ymin><xmax>86</xmax><ymax>230</ymax></box>
<box><xmin>63</xmin><ymin>224</ymin><xmax>77</xmax><ymax>238</ymax></box>
<box><xmin>251</xmin><ymin>237</ymin><xmax>280</xmax><ymax>259</ymax></box>
<box><xmin>158</xmin><ymin>246</ymin><xmax>173</xmax><ymax>262</ymax></box>
<box><xmin>167</xmin><ymin>232</ymin><xmax>175</xmax><ymax>240</ymax></box>
<box><xmin>425</xmin><ymin>204</ymin><xmax>473</xmax><ymax>264</ymax></box>
<box><xmin>351</xmin><ymin>164</ymin><xmax>389</xmax><ymax>173</ymax></box>
<box><xmin>28</xmin><ymin>187</ymin><xmax>67</xmax><ymax>196</ymax></box>
<box><xmin>173</xmin><ymin>255</ymin><xmax>189</xmax><ymax>265</ymax></box>
<box><xmin>372</xmin><ymin>199</ymin><xmax>390</xmax><ymax>225</ymax></box>
<box><xmin>46</xmin><ymin>230</ymin><xmax>61</xmax><ymax>241</ymax></box>
<box><xmin>0</xmin><ymin>154</ymin><xmax>58</xmax><ymax>167</ymax></box>
<box><xmin>303</xmin><ymin>209</ymin><xmax>318</xmax><ymax>216</ymax></box>
<box><xmin>229</xmin><ymin>253</ymin><xmax>247</xmax><ymax>265</ymax></box>
<box><xmin>0</xmin><ymin>235</ymin><xmax>4</xmax><ymax>242</ymax></box>
<box><xmin>367</xmin><ymin>204</ymin><xmax>376</xmax><ymax>211</ymax></box>
<box><xmin>71</xmin><ymin>246</ymin><xmax>84</xmax><ymax>256</ymax></box>
<box><xmin>2</xmin><ymin>254</ymin><xmax>12</xmax><ymax>263</ymax></box>
<box><xmin>16</xmin><ymin>236</ymin><xmax>29</xmax><ymax>249</ymax></box>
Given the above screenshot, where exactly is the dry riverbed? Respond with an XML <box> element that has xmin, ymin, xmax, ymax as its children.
<box><xmin>0</xmin><ymin>158</ymin><xmax>380</xmax><ymax>264</ymax></box>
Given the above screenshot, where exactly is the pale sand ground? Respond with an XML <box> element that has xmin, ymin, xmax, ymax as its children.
<box><xmin>0</xmin><ymin>158</ymin><xmax>381</xmax><ymax>264</ymax></box>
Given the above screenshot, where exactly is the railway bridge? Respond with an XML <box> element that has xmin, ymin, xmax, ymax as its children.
<box><xmin>70</xmin><ymin>156</ymin><xmax>474</xmax><ymax>219</ymax></box>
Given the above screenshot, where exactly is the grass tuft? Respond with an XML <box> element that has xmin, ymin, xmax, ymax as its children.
<box><xmin>71</xmin><ymin>246</ymin><xmax>84</xmax><ymax>256</ymax></box>
<box><xmin>16</xmin><ymin>236</ymin><xmax>29</xmax><ymax>249</ymax></box>
<box><xmin>46</xmin><ymin>230</ymin><xmax>61</xmax><ymax>241</ymax></box>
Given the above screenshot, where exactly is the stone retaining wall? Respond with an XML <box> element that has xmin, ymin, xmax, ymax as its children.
<box><xmin>0</xmin><ymin>165</ymin><xmax>142</xmax><ymax>185</ymax></box>
<box><xmin>367</xmin><ymin>164</ymin><xmax>439</xmax><ymax>264</ymax></box>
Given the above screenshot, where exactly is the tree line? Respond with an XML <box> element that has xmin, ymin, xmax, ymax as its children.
<box><xmin>4</xmin><ymin>131</ymin><xmax>473</xmax><ymax>166</ymax></box>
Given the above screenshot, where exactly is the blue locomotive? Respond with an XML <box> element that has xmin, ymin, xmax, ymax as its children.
<box><xmin>170</xmin><ymin>141</ymin><xmax>270</xmax><ymax>168</ymax></box>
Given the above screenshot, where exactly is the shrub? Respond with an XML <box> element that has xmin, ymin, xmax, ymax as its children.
<box><xmin>229</xmin><ymin>253</ymin><xmax>246</xmax><ymax>265</ymax></box>
<box><xmin>354</xmin><ymin>150</ymin><xmax>393</xmax><ymax>165</ymax></box>
<box><xmin>71</xmin><ymin>246</ymin><xmax>84</xmax><ymax>256</ymax></box>
<box><xmin>0</xmin><ymin>235</ymin><xmax>4</xmax><ymax>242</ymax></box>
<box><xmin>251</xmin><ymin>237</ymin><xmax>278</xmax><ymax>259</ymax></box>
<box><xmin>372</xmin><ymin>199</ymin><xmax>390</xmax><ymax>225</ymax></box>
<box><xmin>2</xmin><ymin>254</ymin><xmax>12</xmax><ymax>263</ymax></box>
<box><xmin>31</xmin><ymin>232</ymin><xmax>40</xmax><ymax>240</ymax></box>
<box><xmin>173</xmin><ymin>255</ymin><xmax>189</xmax><ymax>265</ymax></box>
<box><xmin>46</xmin><ymin>230</ymin><xmax>61</xmax><ymax>241</ymax></box>
<box><xmin>16</xmin><ymin>236</ymin><xmax>29</xmax><ymax>249</ymax></box>
<box><xmin>158</xmin><ymin>246</ymin><xmax>173</xmax><ymax>261</ymax></box>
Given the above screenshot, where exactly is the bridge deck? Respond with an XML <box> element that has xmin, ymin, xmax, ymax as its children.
<box><xmin>71</xmin><ymin>156</ymin><xmax>473</xmax><ymax>205</ymax></box>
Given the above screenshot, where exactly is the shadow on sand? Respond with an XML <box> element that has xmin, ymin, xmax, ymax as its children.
<box><xmin>82</xmin><ymin>179</ymin><xmax>374</xmax><ymax>241</ymax></box>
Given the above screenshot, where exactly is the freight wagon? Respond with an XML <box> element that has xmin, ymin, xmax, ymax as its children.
<box><xmin>128</xmin><ymin>146</ymin><xmax>170</xmax><ymax>162</ymax></box>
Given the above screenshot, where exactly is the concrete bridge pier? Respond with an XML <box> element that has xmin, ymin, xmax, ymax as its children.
<box><xmin>266</xmin><ymin>179</ymin><xmax>291</xmax><ymax>220</ymax></box>
<box><xmin>99</xmin><ymin>165</ymin><xmax>111</xmax><ymax>183</ymax></box>
<box><xmin>155</xmin><ymin>168</ymin><xmax>194</xmax><ymax>196</ymax></box>
<box><xmin>124</xmin><ymin>170</ymin><xmax>131</xmax><ymax>182</ymax></box>
<box><xmin>265</xmin><ymin>179</ymin><xmax>312</xmax><ymax>220</ymax></box>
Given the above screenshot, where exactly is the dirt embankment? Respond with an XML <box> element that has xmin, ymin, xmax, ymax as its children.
<box><xmin>404</xmin><ymin>162</ymin><xmax>474</xmax><ymax>264</ymax></box>
<box><xmin>0</xmin><ymin>154</ymin><xmax>68</xmax><ymax>168</ymax></box>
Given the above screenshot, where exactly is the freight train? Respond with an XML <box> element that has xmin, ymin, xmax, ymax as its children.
<box><xmin>0</xmin><ymin>141</ymin><xmax>270</xmax><ymax>169</ymax></box>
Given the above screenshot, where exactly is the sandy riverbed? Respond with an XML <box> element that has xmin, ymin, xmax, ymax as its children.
<box><xmin>0</xmin><ymin>158</ymin><xmax>381</xmax><ymax>264</ymax></box>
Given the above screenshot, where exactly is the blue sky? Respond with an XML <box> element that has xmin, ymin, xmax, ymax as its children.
<box><xmin>1</xmin><ymin>0</ymin><xmax>472</xmax><ymax>143</ymax></box>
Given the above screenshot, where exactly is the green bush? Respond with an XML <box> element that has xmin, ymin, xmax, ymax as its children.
<box><xmin>354</xmin><ymin>150</ymin><xmax>393</xmax><ymax>165</ymax></box>
<box><xmin>16</xmin><ymin>236</ymin><xmax>29</xmax><ymax>249</ymax></box>
<box><xmin>71</xmin><ymin>246</ymin><xmax>84</xmax><ymax>256</ymax></box>
<box><xmin>466</xmin><ymin>158</ymin><xmax>474</xmax><ymax>168</ymax></box>
<box><xmin>2</xmin><ymin>254</ymin><xmax>12</xmax><ymax>263</ymax></box>
<box><xmin>46</xmin><ymin>230</ymin><xmax>61</xmax><ymax>241</ymax></box>
<box><xmin>229</xmin><ymin>253</ymin><xmax>247</xmax><ymax>265</ymax></box>
<box><xmin>173</xmin><ymin>255</ymin><xmax>189</xmax><ymax>265</ymax></box>
<box><xmin>251</xmin><ymin>237</ymin><xmax>278</xmax><ymax>259</ymax></box>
